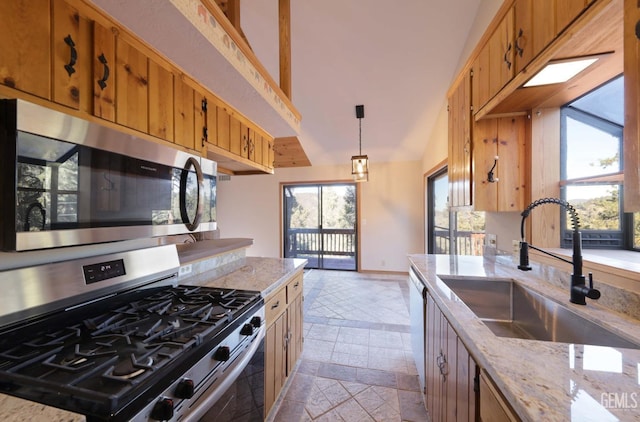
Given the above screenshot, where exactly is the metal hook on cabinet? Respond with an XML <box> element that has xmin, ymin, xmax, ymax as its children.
<box><xmin>488</xmin><ymin>155</ymin><xmax>499</xmax><ymax>183</ymax></box>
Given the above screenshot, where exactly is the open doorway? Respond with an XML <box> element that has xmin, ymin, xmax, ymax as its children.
<box><xmin>283</xmin><ymin>183</ymin><xmax>357</xmax><ymax>270</ymax></box>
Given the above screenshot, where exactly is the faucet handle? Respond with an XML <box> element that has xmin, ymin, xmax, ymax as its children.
<box><xmin>587</xmin><ymin>273</ymin><xmax>601</xmax><ymax>300</ymax></box>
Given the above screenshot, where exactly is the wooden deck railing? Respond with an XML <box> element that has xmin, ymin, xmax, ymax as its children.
<box><xmin>285</xmin><ymin>228</ymin><xmax>355</xmax><ymax>257</ymax></box>
<box><xmin>434</xmin><ymin>229</ymin><xmax>485</xmax><ymax>256</ymax></box>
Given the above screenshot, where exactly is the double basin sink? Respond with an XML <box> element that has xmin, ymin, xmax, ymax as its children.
<box><xmin>438</xmin><ymin>276</ymin><xmax>639</xmax><ymax>349</ymax></box>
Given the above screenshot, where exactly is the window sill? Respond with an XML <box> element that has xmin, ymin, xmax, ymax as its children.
<box><xmin>534</xmin><ymin>248</ymin><xmax>640</xmax><ymax>285</ymax></box>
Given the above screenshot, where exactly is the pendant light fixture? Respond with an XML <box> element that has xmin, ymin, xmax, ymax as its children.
<box><xmin>351</xmin><ymin>104</ymin><xmax>369</xmax><ymax>182</ymax></box>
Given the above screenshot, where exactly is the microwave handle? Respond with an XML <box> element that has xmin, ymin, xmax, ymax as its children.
<box><xmin>179</xmin><ymin>157</ymin><xmax>204</xmax><ymax>231</ymax></box>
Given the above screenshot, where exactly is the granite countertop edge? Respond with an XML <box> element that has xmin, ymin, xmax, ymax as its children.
<box><xmin>408</xmin><ymin>254</ymin><xmax>640</xmax><ymax>422</ymax></box>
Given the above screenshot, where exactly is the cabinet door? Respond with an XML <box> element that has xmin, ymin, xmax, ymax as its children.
<box><xmin>52</xmin><ymin>0</ymin><xmax>80</xmax><ymax>109</ymax></box>
<box><xmin>514</xmin><ymin>0</ymin><xmax>532</xmax><ymax>74</ymax></box>
<box><xmin>194</xmin><ymin>91</ymin><xmax>207</xmax><ymax>152</ymax></box>
<box><xmin>448</xmin><ymin>72</ymin><xmax>472</xmax><ymax>207</ymax></box>
<box><xmin>624</xmin><ymin>0</ymin><xmax>640</xmax><ymax>211</ymax></box>
<box><xmin>148</xmin><ymin>60</ymin><xmax>173</xmax><ymax>141</ymax></box>
<box><xmin>496</xmin><ymin>116</ymin><xmax>526</xmax><ymax>211</ymax></box>
<box><xmin>473</xmin><ymin>119</ymin><xmax>499</xmax><ymax>212</ymax></box>
<box><xmin>229</xmin><ymin>116</ymin><xmax>242</xmax><ymax>156</ymax></box>
<box><xmin>480</xmin><ymin>372</ymin><xmax>519</xmax><ymax>422</ymax></box>
<box><xmin>268</xmin><ymin>138</ymin><xmax>275</xmax><ymax>169</ymax></box>
<box><xmin>287</xmin><ymin>293</ymin><xmax>303</xmax><ymax>374</ymax></box>
<box><xmin>217</xmin><ymin>106</ymin><xmax>231</xmax><ymax>151</ymax></box>
<box><xmin>203</xmin><ymin>96</ymin><xmax>217</xmax><ymax>148</ymax></box>
<box><xmin>264</xmin><ymin>312</ymin><xmax>287</xmax><ymax>416</ymax></box>
<box><xmin>0</xmin><ymin>0</ymin><xmax>51</xmax><ymax>99</ymax></box>
<box><xmin>115</xmin><ymin>37</ymin><xmax>148</xmax><ymax>132</ymax></box>
<box><xmin>556</xmin><ymin>0</ymin><xmax>587</xmax><ymax>35</ymax></box>
<box><xmin>472</xmin><ymin>43</ymin><xmax>490</xmax><ymax>113</ymax></box>
<box><xmin>93</xmin><ymin>21</ymin><xmax>116</xmax><ymax>122</ymax></box>
<box><xmin>247</xmin><ymin>127</ymin><xmax>256</xmax><ymax>162</ymax></box>
<box><xmin>254</xmin><ymin>133</ymin><xmax>263</xmax><ymax>165</ymax></box>
<box><xmin>488</xmin><ymin>8</ymin><xmax>514</xmax><ymax>99</ymax></box>
<box><xmin>175</xmin><ymin>76</ymin><xmax>196</xmax><ymax>149</ymax></box>
<box><xmin>532</xmin><ymin>0</ymin><xmax>555</xmax><ymax>56</ymax></box>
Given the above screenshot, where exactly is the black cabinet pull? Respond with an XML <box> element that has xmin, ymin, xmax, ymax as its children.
<box><xmin>636</xmin><ymin>20</ymin><xmax>640</xmax><ymax>40</ymax></box>
<box><xmin>202</xmin><ymin>126</ymin><xmax>208</xmax><ymax>147</ymax></box>
<box><xmin>64</xmin><ymin>35</ymin><xmax>77</xmax><ymax>76</ymax></box>
<box><xmin>202</xmin><ymin>98</ymin><xmax>208</xmax><ymax>112</ymax></box>
<box><xmin>97</xmin><ymin>53</ymin><xmax>110</xmax><ymax>89</ymax></box>
<box><xmin>515</xmin><ymin>28</ymin><xmax>524</xmax><ymax>57</ymax></box>
<box><xmin>503</xmin><ymin>42</ymin><xmax>512</xmax><ymax>70</ymax></box>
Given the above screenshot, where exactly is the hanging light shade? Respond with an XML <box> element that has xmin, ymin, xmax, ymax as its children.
<box><xmin>351</xmin><ymin>105</ymin><xmax>369</xmax><ymax>182</ymax></box>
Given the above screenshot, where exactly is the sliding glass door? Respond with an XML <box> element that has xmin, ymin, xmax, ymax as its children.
<box><xmin>283</xmin><ymin>183</ymin><xmax>357</xmax><ymax>270</ymax></box>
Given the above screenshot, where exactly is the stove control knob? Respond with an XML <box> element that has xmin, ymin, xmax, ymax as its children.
<box><xmin>175</xmin><ymin>378</ymin><xmax>195</xmax><ymax>399</ymax></box>
<box><xmin>240</xmin><ymin>323</ymin><xmax>254</xmax><ymax>336</ymax></box>
<box><xmin>250</xmin><ymin>316</ymin><xmax>262</xmax><ymax>328</ymax></box>
<box><xmin>213</xmin><ymin>345</ymin><xmax>230</xmax><ymax>361</ymax></box>
<box><xmin>150</xmin><ymin>397</ymin><xmax>174</xmax><ymax>420</ymax></box>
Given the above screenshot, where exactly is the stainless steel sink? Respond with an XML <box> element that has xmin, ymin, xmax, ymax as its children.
<box><xmin>438</xmin><ymin>276</ymin><xmax>639</xmax><ymax>349</ymax></box>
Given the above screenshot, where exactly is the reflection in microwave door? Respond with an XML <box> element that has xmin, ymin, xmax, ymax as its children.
<box><xmin>152</xmin><ymin>210</ymin><xmax>174</xmax><ymax>225</ymax></box>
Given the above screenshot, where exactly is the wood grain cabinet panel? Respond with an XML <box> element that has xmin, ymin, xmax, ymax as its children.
<box><xmin>448</xmin><ymin>71</ymin><xmax>472</xmax><ymax>207</ymax></box>
<box><xmin>0</xmin><ymin>0</ymin><xmax>51</xmax><ymax>99</ymax></box>
<box><xmin>424</xmin><ymin>293</ymin><xmax>478</xmax><ymax>422</ymax></box>
<box><xmin>92</xmin><ymin>21</ymin><xmax>116</xmax><ymax>122</ymax></box>
<box><xmin>148</xmin><ymin>60</ymin><xmax>174</xmax><ymax>142</ymax></box>
<box><xmin>193</xmin><ymin>90</ymin><xmax>206</xmax><ymax>152</ymax></box>
<box><xmin>229</xmin><ymin>115</ymin><xmax>242</xmax><ymax>156</ymax></box>
<box><xmin>216</xmin><ymin>106</ymin><xmax>231</xmax><ymax>151</ymax></box>
<box><xmin>472</xmin><ymin>43</ymin><xmax>490</xmax><ymax>113</ymax></box>
<box><xmin>473</xmin><ymin>116</ymin><xmax>527</xmax><ymax>212</ymax></box>
<box><xmin>203</xmin><ymin>96</ymin><xmax>217</xmax><ymax>149</ymax></box>
<box><xmin>513</xmin><ymin>0</ymin><xmax>533</xmax><ymax>74</ymax></box>
<box><xmin>488</xmin><ymin>7</ymin><xmax>514</xmax><ymax>100</ymax></box>
<box><xmin>115</xmin><ymin>37</ymin><xmax>148</xmax><ymax>133</ymax></box>
<box><xmin>532</xmin><ymin>0</ymin><xmax>555</xmax><ymax>55</ymax></box>
<box><xmin>174</xmin><ymin>76</ymin><xmax>197</xmax><ymax>149</ymax></box>
<box><xmin>240</xmin><ymin>122</ymin><xmax>249</xmax><ymax>159</ymax></box>
<box><xmin>480</xmin><ymin>371</ymin><xmax>520</xmax><ymax>421</ymax></box>
<box><xmin>52</xmin><ymin>0</ymin><xmax>80</xmax><ymax>109</ymax></box>
<box><xmin>556</xmin><ymin>0</ymin><xmax>588</xmax><ymax>35</ymax></box>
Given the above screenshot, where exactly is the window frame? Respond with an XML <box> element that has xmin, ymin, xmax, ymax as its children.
<box><xmin>559</xmin><ymin>105</ymin><xmax>636</xmax><ymax>250</ymax></box>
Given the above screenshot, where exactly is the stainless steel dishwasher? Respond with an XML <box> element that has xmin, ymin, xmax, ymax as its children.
<box><xmin>409</xmin><ymin>267</ymin><xmax>427</xmax><ymax>395</ymax></box>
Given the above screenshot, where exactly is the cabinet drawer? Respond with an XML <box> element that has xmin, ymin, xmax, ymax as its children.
<box><xmin>265</xmin><ymin>287</ymin><xmax>287</xmax><ymax>326</ymax></box>
<box><xmin>287</xmin><ymin>272</ymin><xmax>303</xmax><ymax>303</ymax></box>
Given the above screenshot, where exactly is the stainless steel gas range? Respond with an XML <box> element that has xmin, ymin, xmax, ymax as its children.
<box><xmin>0</xmin><ymin>245</ymin><xmax>265</xmax><ymax>421</ymax></box>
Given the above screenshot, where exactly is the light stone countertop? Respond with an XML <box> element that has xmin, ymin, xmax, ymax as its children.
<box><xmin>409</xmin><ymin>254</ymin><xmax>640</xmax><ymax>422</ymax></box>
<box><xmin>192</xmin><ymin>256</ymin><xmax>307</xmax><ymax>297</ymax></box>
<box><xmin>0</xmin><ymin>256</ymin><xmax>306</xmax><ymax>421</ymax></box>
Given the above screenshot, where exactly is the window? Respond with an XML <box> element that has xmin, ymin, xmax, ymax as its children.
<box><xmin>427</xmin><ymin>167</ymin><xmax>485</xmax><ymax>255</ymax></box>
<box><xmin>560</xmin><ymin>75</ymin><xmax>637</xmax><ymax>251</ymax></box>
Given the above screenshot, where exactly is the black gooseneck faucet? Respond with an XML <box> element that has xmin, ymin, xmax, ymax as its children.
<box><xmin>517</xmin><ymin>198</ymin><xmax>601</xmax><ymax>305</ymax></box>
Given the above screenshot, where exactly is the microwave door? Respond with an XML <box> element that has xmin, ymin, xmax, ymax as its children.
<box><xmin>179</xmin><ymin>157</ymin><xmax>203</xmax><ymax>231</ymax></box>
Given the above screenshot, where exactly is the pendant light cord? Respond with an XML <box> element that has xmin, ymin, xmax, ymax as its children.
<box><xmin>358</xmin><ymin>117</ymin><xmax>362</xmax><ymax>155</ymax></box>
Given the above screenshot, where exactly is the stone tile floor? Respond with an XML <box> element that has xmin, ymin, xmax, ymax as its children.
<box><xmin>269</xmin><ymin>269</ymin><xmax>429</xmax><ymax>422</ymax></box>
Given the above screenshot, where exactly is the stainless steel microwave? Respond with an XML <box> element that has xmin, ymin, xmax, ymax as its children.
<box><xmin>0</xmin><ymin>99</ymin><xmax>217</xmax><ymax>251</ymax></box>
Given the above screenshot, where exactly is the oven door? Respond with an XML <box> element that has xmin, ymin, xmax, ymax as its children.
<box><xmin>1</xmin><ymin>99</ymin><xmax>217</xmax><ymax>251</ymax></box>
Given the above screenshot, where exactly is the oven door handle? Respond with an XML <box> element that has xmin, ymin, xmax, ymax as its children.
<box><xmin>179</xmin><ymin>157</ymin><xmax>204</xmax><ymax>231</ymax></box>
<box><xmin>184</xmin><ymin>327</ymin><xmax>265</xmax><ymax>422</ymax></box>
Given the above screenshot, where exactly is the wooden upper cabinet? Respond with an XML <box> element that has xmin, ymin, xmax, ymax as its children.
<box><xmin>0</xmin><ymin>0</ymin><xmax>51</xmax><ymax>99</ymax></box>
<box><xmin>624</xmin><ymin>0</ymin><xmax>640</xmax><ymax>211</ymax></box>
<box><xmin>93</xmin><ymin>21</ymin><xmax>116</xmax><ymax>122</ymax></box>
<box><xmin>532</xmin><ymin>0</ymin><xmax>555</xmax><ymax>56</ymax></box>
<box><xmin>148</xmin><ymin>59</ymin><xmax>174</xmax><ymax>142</ymax></box>
<box><xmin>448</xmin><ymin>71</ymin><xmax>472</xmax><ymax>207</ymax></box>
<box><xmin>52</xmin><ymin>0</ymin><xmax>81</xmax><ymax>109</ymax></box>
<box><xmin>115</xmin><ymin>37</ymin><xmax>148</xmax><ymax>133</ymax></box>
<box><xmin>514</xmin><ymin>0</ymin><xmax>533</xmax><ymax>74</ymax></box>
<box><xmin>247</xmin><ymin>127</ymin><xmax>256</xmax><ymax>161</ymax></box>
<box><xmin>488</xmin><ymin>7</ymin><xmax>515</xmax><ymax>100</ymax></box>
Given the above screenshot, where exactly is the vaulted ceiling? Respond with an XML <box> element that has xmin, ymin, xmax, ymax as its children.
<box><xmin>90</xmin><ymin>0</ymin><xmax>485</xmax><ymax>167</ymax></box>
<box><xmin>239</xmin><ymin>0</ymin><xmax>483</xmax><ymax>166</ymax></box>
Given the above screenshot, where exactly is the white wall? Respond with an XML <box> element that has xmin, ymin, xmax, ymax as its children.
<box><xmin>217</xmin><ymin>160</ymin><xmax>423</xmax><ymax>272</ymax></box>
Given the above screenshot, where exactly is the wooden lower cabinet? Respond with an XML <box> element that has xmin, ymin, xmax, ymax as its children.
<box><xmin>425</xmin><ymin>292</ymin><xmax>478</xmax><ymax>421</ymax></box>
<box><xmin>479</xmin><ymin>371</ymin><xmax>520</xmax><ymax>422</ymax></box>
<box><xmin>264</xmin><ymin>270</ymin><xmax>304</xmax><ymax>417</ymax></box>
